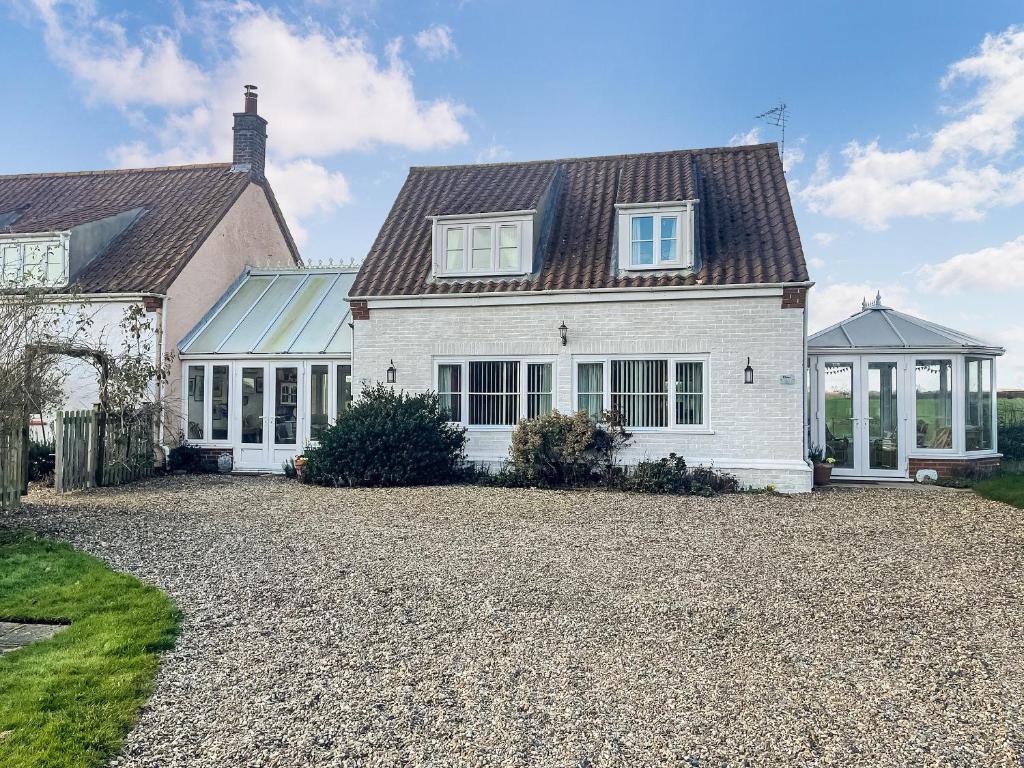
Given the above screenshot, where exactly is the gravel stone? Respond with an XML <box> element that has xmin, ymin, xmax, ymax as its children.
<box><xmin>2</xmin><ymin>475</ymin><xmax>1022</xmax><ymax>767</ymax></box>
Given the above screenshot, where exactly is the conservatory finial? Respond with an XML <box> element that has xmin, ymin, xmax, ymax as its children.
<box><xmin>875</xmin><ymin>290</ymin><xmax>882</xmax><ymax>307</ymax></box>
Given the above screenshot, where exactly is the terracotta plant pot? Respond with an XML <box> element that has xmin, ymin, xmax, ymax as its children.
<box><xmin>294</xmin><ymin>457</ymin><xmax>307</xmax><ymax>483</ymax></box>
<box><xmin>813</xmin><ymin>462</ymin><xmax>833</xmax><ymax>486</ymax></box>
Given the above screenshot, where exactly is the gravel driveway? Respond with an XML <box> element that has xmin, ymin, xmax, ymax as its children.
<box><xmin>3</xmin><ymin>475</ymin><xmax>1022</xmax><ymax>767</ymax></box>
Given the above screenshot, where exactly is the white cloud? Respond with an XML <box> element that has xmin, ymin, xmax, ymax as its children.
<box><xmin>808</xmin><ymin>281</ymin><xmax>919</xmax><ymax>333</ymax></box>
<box><xmin>783</xmin><ymin>142</ymin><xmax>805</xmax><ymax>173</ymax></box>
<box><xmin>729</xmin><ymin>127</ymin><xmax>760</xmax><ymax>146</ymax></box>
<box><xmin>264</xmin><ymin>159</ymin><xmax>351</xmax><ymax>246</ymax></box>
<box><xmin>808</xmin><ymin>256</ymin><xmax>826</xmax><ymax>269</ymax></box>
<box><xmin>802</xmin><ymin>26</ymin><xmax>1024</xmax><ymax>229</ymax></box>
<box><xmin>917</xmin><ymin>234</ymin><xmax>1024</xmax><ymax>294</ymax></box>
<box><xmin>27</xmin><ymin>0</ymin><xmax>207</xmax><ymax>108</ymax></box>
<box><xmin>414</xmin><ymin>24</ymin><xmax>457</xmax><ymax>60</ymax></box>
<box><xmin>985</xmin><ymin>325</ymin><xmax>1024</xmax><ymax>387</ymax></box>
<box><xmin>23</xmin><ymin>2</ymin><xmax>469</xmax><ymax>243</ymax></box>
<box><xmin>475</xmin><ymin>142</ymin><xmax>511</xmax><ymax>162</ymax></box>
<box><xmin>812</xmin><ymin>232</ymin><xmax>836</xmax><ymax>247</ymax></box>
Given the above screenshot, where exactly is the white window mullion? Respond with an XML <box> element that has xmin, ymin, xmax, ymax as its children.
<box><xmin>204</xmin><ymin>362</ymin><xmax>212</xmax><ymax>441</ymax></box>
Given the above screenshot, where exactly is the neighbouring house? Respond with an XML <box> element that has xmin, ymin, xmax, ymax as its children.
<box><xmin>0</xmin><ymin>86</ymin><xmax>300</xmax><ymax>453</ymax></box>
<box><xmin>176</xmin><ymin>265</ymin><xmax>357</xmax><ymax>472</ymax></box>
<box><xmin>347</xmin><ymin>144</ymin><xmax>814</xmax><ymax>492</ymax></box>
<box><xmin>808</xmin><ymin>294</ymin><xmax>1004</xmax><ymax>480</ymax></box>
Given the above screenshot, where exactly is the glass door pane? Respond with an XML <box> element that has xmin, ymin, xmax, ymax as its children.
<box><xmin>274</xmin><ymin>367</ymin><xmax>298</xmax><ymax>445</ymax></box>
<box><xmin>823</xmin><ymin>362</ymin><xmax>855</xmax><ymax>469</ymax></box>
<box><xmin>867</xmin><ymin>361</ymin><xmax>899</xmax><ymax>471</ymax></box>
<box><xmin>186</xmin><ymin>365</ymin><xmax>205</xmax><ymax>440</ymax></box>
<box><xmin>241</xmin><ymin>367</ymin><xmax>264</xmax><ymax>444</ymax></box>
<box><xmin>310</xmin><ymin>364</ymin><xmax>329</xmax><ymax>441</ymax></box>
<box><xmin>211</xmin><ymin>365</ymin><xmax>230</xmax><ymax>440</ymax></box>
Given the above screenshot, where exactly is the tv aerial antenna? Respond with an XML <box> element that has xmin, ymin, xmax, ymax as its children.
<box><xmin>755</xmin><ymin>102</ymin><xmax>788</xmax><ymax>167</ymax></box>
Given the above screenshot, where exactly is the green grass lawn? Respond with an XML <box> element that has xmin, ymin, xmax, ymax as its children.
<box><xmin>0</xmin><ymin>534</ymin><xmax>179</xmax><ymax>768</ymax></box>
<box><xmin>974</xmin><ymin>473</ymin><xmax>1024</xmax><ymax>509</ymax></box>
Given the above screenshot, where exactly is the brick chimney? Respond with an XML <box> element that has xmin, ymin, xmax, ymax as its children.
<box><xmin>232</xmin><ymin>84</ymin><xmax>267</xmax><ymax>181</ymax></box>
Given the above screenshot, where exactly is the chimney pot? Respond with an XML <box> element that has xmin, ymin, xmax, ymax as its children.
<box><xmin>244</xmin><ymin>84</ymin><xmax>258</xmax><ymax>114</ymax></box>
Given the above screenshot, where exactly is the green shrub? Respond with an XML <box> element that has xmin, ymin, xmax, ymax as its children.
<box><xmin>999</xmin><ymin>416</ymin><xmax>1024</xmax><ymax>461</ymax></box>
<box><xmin>167</xmin><ymin>444</ymin><xmax>204</xmax><ymax>473</ymax></box>
<box><xmin>27</xmin><ymin>441</ymin><xmax>55</xmax><ymax>483</ymax></box>
<box><xmin>621</xmin><ymin>454</ymin><xmax>740</xmax><ymax>496</ymax></box>
<box><xmin>304</xmin><ymin>384</ymin><xmax>467</xmax><ymax>487</ymax></box>
<box><xmin>508</xmin><ymin>410</ymin><xmax>631</xmax><ymax>487</ymax></box>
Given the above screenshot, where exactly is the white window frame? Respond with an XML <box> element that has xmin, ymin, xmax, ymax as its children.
<box><xmin>433</xmin><ymin>356</ymin><xmax>557</xmax><ymax>430</ymax></box>
<box><xmin>431</xmin><ymin>212</ymin><xmax>533</xmax><ymax>278</ymax></box>
<box><xmin>615</xmin><ymin>201</ymin><xmax>696</xmax><ymax>272</ymax></box>
<box><xmin>180</xmin><ymin>361</ymin><xmax>234</xmax><ymax>446</ymax></box>
<box><xmin>964</xmin><ymin>356</ymin><xmax>997</xmax><ymax>454</ymax></box>
<box><xmin>0</xmin><ymin>232</ymin><xmax>70</xmax><ymax>287</ymax></box>
<box><xmin>181</xmin><ymin>358</ymin><xmax>352</xmax><ymax>449</ymax></box>
<box><xmin>571</xmin><ymin>354</ymin><xmax>711</xmax><ymax>433</ymax></box>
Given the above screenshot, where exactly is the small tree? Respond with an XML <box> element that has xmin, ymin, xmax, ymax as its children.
<box><xmin>0</xmin><ymin>284</ymin><xmax>93</xmax><ymax>438</ymax></box>
<box><xmin>303</xmin><ymin>384</ymin><xmax>467</xmax><ymax>487</ymax></box>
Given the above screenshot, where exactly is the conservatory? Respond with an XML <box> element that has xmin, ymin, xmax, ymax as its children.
<box><xmin>178</xmin><ymin>267</ymin><xmax>357</xmax><ymax>472</ymax></box>
<box><xmin>808</xmin><ymin>295</ymin><xmax>1004</xmax><ymax>481</ymax></box>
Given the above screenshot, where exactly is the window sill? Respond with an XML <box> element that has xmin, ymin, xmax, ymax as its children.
<box><xmin>622</xmin><ymin>262</ymin><xmax>690</xmax><ymax>271</ymax></box>
<box><xmin>434</xmin><ymin>270</ymin><xmax>529</xmax><ymax>279</ymax></box>
<box><xmin>629</xmin><ymin>427</ymin><xmax>715</xmax><ymax>435</ymax></box>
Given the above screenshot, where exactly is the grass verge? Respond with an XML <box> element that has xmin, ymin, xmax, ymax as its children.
<box><xmin>973</xmin><ymin>473</ymin><xmax>1024</xmax><ymax>509</ymax></box>
<box><xmin>0</xmin><ymin>533</ymin><xmax>180</xmax><ymax>768</ymax></box>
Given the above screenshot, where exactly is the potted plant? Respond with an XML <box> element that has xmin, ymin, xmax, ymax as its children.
<box><xmin>808</xmin><ymin>445</ymin><xmax>836</xmax><ymax>486</ymax></box>
<box><xmin>294</xmin><ymin>455</ymin><xmax>307</xmax><ymax>483</ymax></box>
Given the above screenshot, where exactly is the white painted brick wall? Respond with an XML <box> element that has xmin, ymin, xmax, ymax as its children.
<box><xmin>353</xmin><ymin>294</ymin><xmax>812</xmax><ymax>492</ymax></box>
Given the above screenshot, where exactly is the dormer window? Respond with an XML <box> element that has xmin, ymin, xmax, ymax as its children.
<box><xmin>0</xmin><ymin>233</ymin><xmax>70</xmax><ymax>288</ymax></box>
<box><xmin>432</xmin><ymin>212</ymin><xmax>533</xmax><ymax>278</ymax></box>
<box><xmin>616</xmin><ymin>201</ymin><xmax>696</xmax><ymax>271</ymax></box>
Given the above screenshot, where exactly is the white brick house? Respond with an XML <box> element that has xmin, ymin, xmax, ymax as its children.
<box><xmin>348</xmin><ymin>145</ymin><xmax>813</xmax><ymax>492</ymax></box>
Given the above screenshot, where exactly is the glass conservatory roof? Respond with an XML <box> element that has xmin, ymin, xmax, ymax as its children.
<box><xmin>808</xmin><ymin>293</ymin><xmax>1003</xmax><ymax>353</ymax></box>
<box><xmin>179</xmin><ymin>267</ymin><xmax>358</xmax><ymax>356</ymax></box>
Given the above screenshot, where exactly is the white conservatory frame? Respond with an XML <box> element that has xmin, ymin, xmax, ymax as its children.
<box><xmin>808</xmin><ymin>300</ymin><xmax>1003</xmax><ymax>481</ymax></box>
<box><xmin>177</xmin><ymin>266</ymin><xmax>358</xmax><ymax>473</ymax></box>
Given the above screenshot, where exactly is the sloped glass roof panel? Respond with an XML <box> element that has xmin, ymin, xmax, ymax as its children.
<box><xmin>253</xmin><ymin>274</ymin><xmax>333</xmax><ymax>354</ymax></box>
<box><xmin>323</xmin><ymin>310</ymin><xmax>354</xmax><ymax>353</ymax></box>
<box><xmin>218</xmin><ymin>274</ymin><xmax>304</xmax><ymax>353</ymax></box>
<box><xmin>842</xmin><ymin>311</ymin><xmax>902</xmax><ymax>347</ymax></box>
<box><xmin>185</xmin><ymin>275</ymin><xmax>274</xmax><ymax>354</ymax></box>
<box><xmin>289</xmin><ymin>273</ymin><xmax>356</xmax><ymax>353</ymax></box>
<box><xmin>810</xmin><ymin>299</ymin><xmax>1000</xmax><ymax>352</ymax></box>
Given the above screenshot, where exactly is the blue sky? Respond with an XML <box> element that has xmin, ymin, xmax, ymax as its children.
<box><xmin>3</xmin><ymin>1</ymin><xmax>1024</xmax><ymax>384</ymax></box>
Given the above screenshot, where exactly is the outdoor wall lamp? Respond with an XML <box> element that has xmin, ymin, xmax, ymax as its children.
<box><xmin>744</xmin><ymin>357</ymin><xmax>754</xmax><ymax>384</ymax></box>
<box><xmin>558</xmin><ymin>321</ymin><xmax>568</xmax><ymax>346</ymax></box>
<box><xmin>386</xmin><ymin>360</ymin><xmax>397</xmax><ymax>384</ymax></box>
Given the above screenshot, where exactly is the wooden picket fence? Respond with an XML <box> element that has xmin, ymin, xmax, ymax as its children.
<box><xmin>55</xmin><ymin>407</ymin><xmax>155</xmax><ymax>493</ymax></box>
<box><xmin>54</xmin><ymin>410</ymin><xmax>97</xmax><ymax>493</ymax></box>
<box><xmin>99</xmin><ymin>410</ymin><xmax>155</xmax><ymax>487</ymax></box>
<box><xmin>0</xmin><ymin>429</ymin><xmax>24</xmax><ymax>510</ymax></box>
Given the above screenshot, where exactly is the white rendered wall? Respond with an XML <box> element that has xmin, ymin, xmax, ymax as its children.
<box><xmin>353</xmin><ymin>293</ymin><xmax>812</xmax><ymax>492</ymax></box>
<box><xmin>30</xmin><ymin>298</ymin><xmax>157</xmax><ymax>440</ymax></box>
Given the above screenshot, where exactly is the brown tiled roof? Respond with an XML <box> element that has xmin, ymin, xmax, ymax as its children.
<box><xmin>0</xmin><ymin>163</ymin><xmax>301</xmax><ymax>293</ymax></box>
<box><xmin>349</xmin><ymin>143</ymin><xmax>808</xmax><ymax>297</ymax></box>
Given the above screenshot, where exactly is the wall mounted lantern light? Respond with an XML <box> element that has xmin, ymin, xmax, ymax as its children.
<box><xmin>386</xmin><ymin>360</ymin><xmax>397</xmax><ymax>384</ymax></box>
<box><xmin>558</xmin><ymin>321</ymin><xmax>568</xmax><ymax>346</ymax></box>
<box><xmin>744</xmin><ymin>357</ymin><xmax>754</xmax><ymax>384</ymax></box>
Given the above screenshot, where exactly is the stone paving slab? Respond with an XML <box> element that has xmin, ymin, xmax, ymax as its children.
<box><xmin>0</xmin><ymin>620</ymin><xmax>66</xmax><ymax>654</ymax></box>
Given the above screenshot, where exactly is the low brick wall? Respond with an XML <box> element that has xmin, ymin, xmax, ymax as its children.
<box><xmin>198</xmin><ymin>448</ymin><xmax>233</xmax><ymax>472</ymax></box>
<box><xmin>908</xmin><ymin>456</ymin><xmax>1001</xmax><ymax>479</ymax></box>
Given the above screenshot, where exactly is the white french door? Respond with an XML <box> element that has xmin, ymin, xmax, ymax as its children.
<box><xmin>234</xmin><ymin>362</ymin><xmax>304</xmax><ymax>470</ymax></box>
<box><xmin>817</xmin><ymin>356</ymin><xmax>906</xmax><ymax>478</ymax></box>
